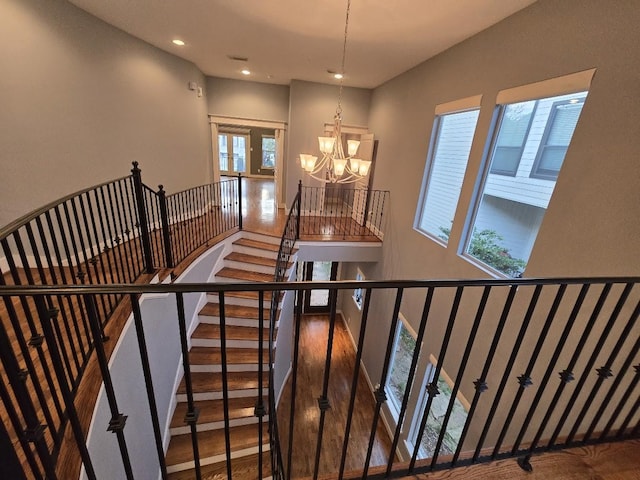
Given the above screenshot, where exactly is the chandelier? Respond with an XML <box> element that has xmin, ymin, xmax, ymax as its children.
<box><xmin>299</xmin><ymin>0</ymin><xmax>372</xmax><ymax>184</ymax></box>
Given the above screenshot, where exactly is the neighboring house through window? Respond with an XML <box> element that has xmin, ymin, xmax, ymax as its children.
<box><xmin>464</xmin><ymin>88</ymin><xmax>589</xmax><ymax>277</ymax></box>
<box><xmin>415</xmin><ymin>95</ymin><xmax>482</xmax><ymax>243</ymax></box>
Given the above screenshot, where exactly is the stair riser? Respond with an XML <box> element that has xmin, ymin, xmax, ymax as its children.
<box><xmin>191</xmin><ymin>339</ymin><xmax>271</xmax><ymax>349</ymax></box>
<box><xmin>177</xmin><ymin>388</ymin><xmax>263</xmax><ymax>402</ymax></box>
<box><xmin>170</xmin><ymin>415</ymin><xmax>267</xmax><ymax>436</ymax></box>
<box><xmin>223</xmin><ymin>259</ymin><xmax>276</xmax><ymax>275</ymax></box>
<box><xmin>239</xmin><ymin>231</ymin><xmax>282</xmax><ymax>246</ymax></box>
<box><xmin>231</xmin><ymin>244</ymin><xmax>279</xmax><ymax>260</ymax></box>
<box><xmin>205</xmin><ymin>294</ymin><xmax>281</xmax><ymax>309</ymax></box>
<box><xmin>198</xmin><ymin>315</ymin><xmax>279</xmax><ymax>329</ymax></box>
<box><xmin>191</xmin><ymin>363</ymin><xmax>269</xmax><ymax>373</ymax></box>
<box><xmin>166</xmin><ymin>444</ymin><xmax>271</xmax><ymax>474</ymax></box>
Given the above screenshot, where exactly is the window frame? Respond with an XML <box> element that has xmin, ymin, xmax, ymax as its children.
<box><xmin>352</xmin><ymin>269</ymin><xmax>364</xmax><ymax>310</ymax></box>
<box><xmin>488</xmin><ymin>102</ymin><xmax>537</xmax><ymax>177</ymax></box>
<box><xmin>385</xmin><ymin>314</ymin><xmax>418</xmax><ymax>421</ymax></box>
<box><xmin>530</xmin><ymin>98</ymin><xmax>585</xmax><ymax>181</ymax></box>
<box><xmin>414</xmin><ymin>95</ymin><xmax>482</xmax><ymax>245</ymax></box>
<box><xmin>261</xmin><ymin>134</ymin><xmax>276</xmax><ymax>170</ymax></box>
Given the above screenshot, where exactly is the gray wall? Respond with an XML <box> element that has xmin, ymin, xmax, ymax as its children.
<box><xmin>286</xmin><ymin>80</ymin><xmax>372</xmax><ymax>205</ymax></box>
<box><xmin>347</xmin><ymin>0</ymin><xmax>640</xmax><ymax>452</ymax></box>
<box><xmin>206</xmin><ymin>77</ymin><xmax>290</xmax><ymax>122</ymax></box>
<box><xmin>0</xmin><ymin>0</ymin><xmax>212</xmax><ymax>229</ymax></box>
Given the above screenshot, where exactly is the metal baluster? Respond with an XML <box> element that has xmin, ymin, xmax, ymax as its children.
<box><xmin>509</xmin><ymin>284</ymin><xmax>569</xmax><ymax>456</ymax></box>
<box><xmin>175</xmin><ymin>292</ymin><xmax>202</xmax><ymax>479</ymax></box>
<box><xmin>83</xmin><ymin>294</ymin><xmax>134</xmax><ymax>479</ymax></box>
<box><xmin>130</xmin><ymin>162</ymin><xmax>154</xmax><ymax>274</ymax></box>
<box><xmin>129</xmin><ymin>294</ymin><xmax>168</xmax><ymax>479</ymax></box>
<box><xmin>123</xmin><ymin>178</ymin><xmax>144</xmax><ymax>278</ymax></box>
<box><xmin>285</xmin><ymin>288</ymin><xmax>304</xmax><ymax>480</ymax></box>
<box><xmin>451</xmin><ymin>284</ymin><xmax>518</xmax><ymax>465</ymax></box>
<box><xmin>338</xmin><ymin>288</ymin><xmax>373</xmax><ymax>480</ymax></box>
<box><xmin>581</xmin><ymin>298</ymin><xmax>639</xmax><ymax>441</ymax></box>
<box><xmin>312</xmin><ymin>286</ymin><xmax>339</xmax><ymax>480</ymax></box>
<box><xmin>431</xmin><ymin>286</ymin><xmax>492</xmax><ymax>469</ymax></box>
<box><xmin>362</xmin><ymin>288</ymin><xmax>403</xmax><ymax>479</ymax></box>
<box><xmin>0</xmin><ymin>373</ymin><xmax>40</xmax><ymax>479</ymax></box>
<box><xmin>563</xmin><ymin>283</ymin><xmax>634</xmax><ymax>444</ymax></box>
<box><xmin>595</xmin><ymin>329</ymin><xmax>640</xmax><ymax>439</ymax></box>
<box><xmin>0</xmin><ymin>296</ymin><xmax>57</xmax><ymax>480</ymax></box>
<box><xmin>84</xmin><ymin>193</ymin><xmax>116</xmax><ymax>311</ymax></box>
<box><xmin>111</xmin><ymin>181</ymin><xmax>135</xmax><ymax>281</ymax></box>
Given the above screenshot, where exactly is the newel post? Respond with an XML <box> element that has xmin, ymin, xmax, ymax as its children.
<box><xmin>131</xmin><ymin>162</ymin><xmax>154</xmax><ymax>274</ymax></box>
<box><xmin>157</xmin><ymin>185</ymin><xmax>174</xmax><ymax>268</ymax></box>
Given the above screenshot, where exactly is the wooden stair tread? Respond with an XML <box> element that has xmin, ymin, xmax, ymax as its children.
<box><xmin>225</xmin><ymin>251</ymin><xmax>278</xmax><ymax>267</ymax></box>
<box><xmin>177</xmin><ymin>371</ymin><xmax>267</xmax><ymax>395</ymax></box>
<box><xmin>167</xmin><ymin>450</ymin><xmax>271</xmax><ymax>480</ymax></box>
<box><xmin>170</xmin><ymin>396</ymin><xmax>267</xmax><ymax>428</ymax></box>
<box><xmin>224</xmin><ymin>290</ymin><xmax>281</xmax><ymax>302</ymax></box>
<box><xmin>166</xmin><ymin>423</ymin><xmax>269</xmax><ymax>467</ymax></box>
<box><xmin>192</xmin><ymin>323</ymin><xmax>270</xmax><ymax>341</ymax></box>
<box><xmin>233</xmin><ymin>238</ymin><xmax>280</xmax><ymax>252</ymax></box>
<box><xmin>216</xmin><ymin>267</ymin><xmax>274</xmax><ymax>283</ymax></box>
<box><xmin>200</xmin><ymin>302</ymin><xmax>271</xmax><ymax>320</ymax></box>
<box><xmin>189</xmin><ymin>346</ymin><xmax>269</xmax><ymax>365</ymax></box>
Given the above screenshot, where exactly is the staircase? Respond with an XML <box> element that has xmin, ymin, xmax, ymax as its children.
<box><xmin>165</xmin><ymin>232</ymin><xmax>293</xmax><ymax>479</ymax></box>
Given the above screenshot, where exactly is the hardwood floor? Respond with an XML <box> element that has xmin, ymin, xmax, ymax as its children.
<box><xmin>2</xmin><ymin>177</ymin><xmax>638</xmax><ymax>479</ymax></box>
<box><xmin>277</xmin><ymin>313</ymin><xmax>394</xmax><ymax>478</ymax></box>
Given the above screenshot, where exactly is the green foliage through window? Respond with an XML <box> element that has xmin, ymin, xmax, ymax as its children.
<box><xmin>439</xmin><ymin>227</ymin><xmax>526</xmax><ymax>277</ymax></box>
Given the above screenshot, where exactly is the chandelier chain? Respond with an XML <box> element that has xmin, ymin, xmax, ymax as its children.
<box><xmin>337</xmin><ymin>0</ymin><xmax>351</xmax><ymax>115</ymax></box>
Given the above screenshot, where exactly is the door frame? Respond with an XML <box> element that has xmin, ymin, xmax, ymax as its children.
<box><xmin>210</xmin><ymin>115</ymin><xmax>287</xmax><ymax>208</ymax></box>
<box><xmin>303</xmin><ymin>261</ymin><xmax>339</xmax><ymax>313</ymax></box>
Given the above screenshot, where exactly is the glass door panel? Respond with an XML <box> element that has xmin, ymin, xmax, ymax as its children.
<box><xmin>304</xmin><ymin>262</ymin><xmax>338</xmax><ymax>312</ymax></box>
<box><xmin>218</xmin><ymin>133</ymin><xmax>248</xmax><ymax>175</ymax></box>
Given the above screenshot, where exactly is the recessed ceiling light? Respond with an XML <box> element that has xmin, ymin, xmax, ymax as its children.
<box><xmin>334</xmin><ymin>73</ymin><xmax>344</xmax><ymax>80</ymax></box>
<box><xmin>172</xmin><ymin>39</ymin><xmax>185</xmax><ymax>46</ymax></box>
<box><xmin>241</xmin><ymin>69</ymin><xmax>251</xmax><ymax>76</ymax></box>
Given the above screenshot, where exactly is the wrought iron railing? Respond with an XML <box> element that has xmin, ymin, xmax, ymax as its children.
<box><xmin>0</xmin><ymin>163</ymin><xmax>242</xmax><ymax>479</ymax></box>
<box><xmin>298</xmin><ymin>182</ymin><xmax>389</xmax><ymax>240</ymax></box>
<box><xmin>0</xmin><ymin>277</ymin><xmax>638</xmax><ymax>479</ymax></box>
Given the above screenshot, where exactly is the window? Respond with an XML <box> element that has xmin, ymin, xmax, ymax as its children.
<box><xmin>407</xmin><ymin>357</ymin><xmax>468</xmax><ymax>459</ymax></box>
<box><xmin>261</xmin><ymin>135</ymin><xmax>276</xmax><ymax>169</ymax></box>
<box><xmin>489</xmin><ymin>102</ymin><xmax>536</xmax><ymax>176</ymax></box>
<box><xmin>218</xmin><ymin>133</ymin><xmax>248</xmax><ymax>174</ymax></box>
<box><xmin>416</xmin><ymin>98</ymin><xmax>481</xmax><ymax>242</ymax></box>
<box><xmin>386</xmin><ymin>316</ymin><xmax>417</xmax><ymax>419</ymax></box>
<box><xmin>531</xmin><ymin>98</ymin><xmax>585</xmax><ymax>180</ymax></box>
<box><xmin>352</xmin><ymin>269</ymin><xmax>364</xmax><ymax>310</ymax></box>
<box><xmin>464</xmin><ymin>90</ymin><xmax>588</xmax><ymax>277</ymax></box>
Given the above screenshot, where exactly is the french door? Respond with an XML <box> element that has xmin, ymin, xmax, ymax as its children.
<box><xmin>218</xmin><ymin>133</ymin><xmax>248</xmax><ymax>175</ymax></box>
<box><xmin>303</xmin><ymin>261</ymin><xmax>339</xmax><ymax>313</ymax></box>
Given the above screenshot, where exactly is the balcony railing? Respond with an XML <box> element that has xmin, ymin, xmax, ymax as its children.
<box><xmin>1</xmin><ymin>164</ymin><xmax>637</xmax><ymax>480</ymax></box>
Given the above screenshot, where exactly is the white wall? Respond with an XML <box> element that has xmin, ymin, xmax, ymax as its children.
<box><xmin>0</xmin><ymin>0</ymin><xmax>212</xmax><ymax>229</ymax></box>
<box><xmin>82</xmin><ymin>244</ymin><xmax>224</xmax><ymax>480</ymax></box>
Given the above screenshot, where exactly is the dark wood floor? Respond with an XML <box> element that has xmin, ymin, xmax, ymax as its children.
<box><xmin>2</xmin><ymin>177</ymin><xmax>638</xmax><ymax>479</ymax></box>
<box><xmin>277</xmin><ymin>314</ymin><xmax>394</xmax><ymax>478</ymax></box>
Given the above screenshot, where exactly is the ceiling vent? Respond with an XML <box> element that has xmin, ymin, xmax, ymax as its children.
<box><xmin>227</xmin><ymin>55</ymin><xmax>248</xmax><ymax>62</ymax></box>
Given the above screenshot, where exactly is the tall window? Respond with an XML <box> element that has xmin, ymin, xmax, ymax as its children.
<box><xmin>218</xmin><ymin>133</ymin><xmax>248</xmax><ymax>174</ymax></box>
<box><xmin>386</xmin><ymin>317</ymin><xmax>417</xmax><ymax>419</ymax></box>
<box><xmin>489</xmin><ymin>102</ymin><xmax>536</xmax><ymax>176</ymax></box>
<box><xmin>531</xmin><ymin>98</ymin><xmax>585</xmax><ymax>180</ymax></box>
<box><xmin>261</xmin><ymin>135</ymin><xmax>276</xmax><ymax>169</ymax></box>
<box><xmin>416</xmin><ymin>100</ymin><xmax>481</xmax><ymax>243</ymax></box>
<box><xmin>464</xmin><ymin>90</ymin><xmax>588</xmax><ymax>277</ymax></box>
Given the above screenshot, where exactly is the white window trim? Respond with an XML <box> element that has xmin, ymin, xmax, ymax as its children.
<box><xmin>385</xmin><ymin>314</ymin><xmax>419</xmax><ymax>421</ymax></box>
<box><xmin>461</xmin><ymin>71</ymin><xmax>596</xmax><ymax>278</ymax></box>
<box><xmin>414</xmin><ymin>95</ymin><xmax>482</xmax><ymax>245</ymax></box>
<box><xmin>406</xmin><ymin>354</ymin><xmax>471</xmax><ymax>458</ymax></box>
<box><xmin>352</xmin><ymin>269</ymin><xmax>365</xmax><ymax>310</ymax></box>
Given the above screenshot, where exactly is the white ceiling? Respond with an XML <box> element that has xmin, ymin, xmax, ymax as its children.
<box><xmin>68</xmin><ymin>0</ymin><xmax>537</xmax><ymax>89</ymax></box>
